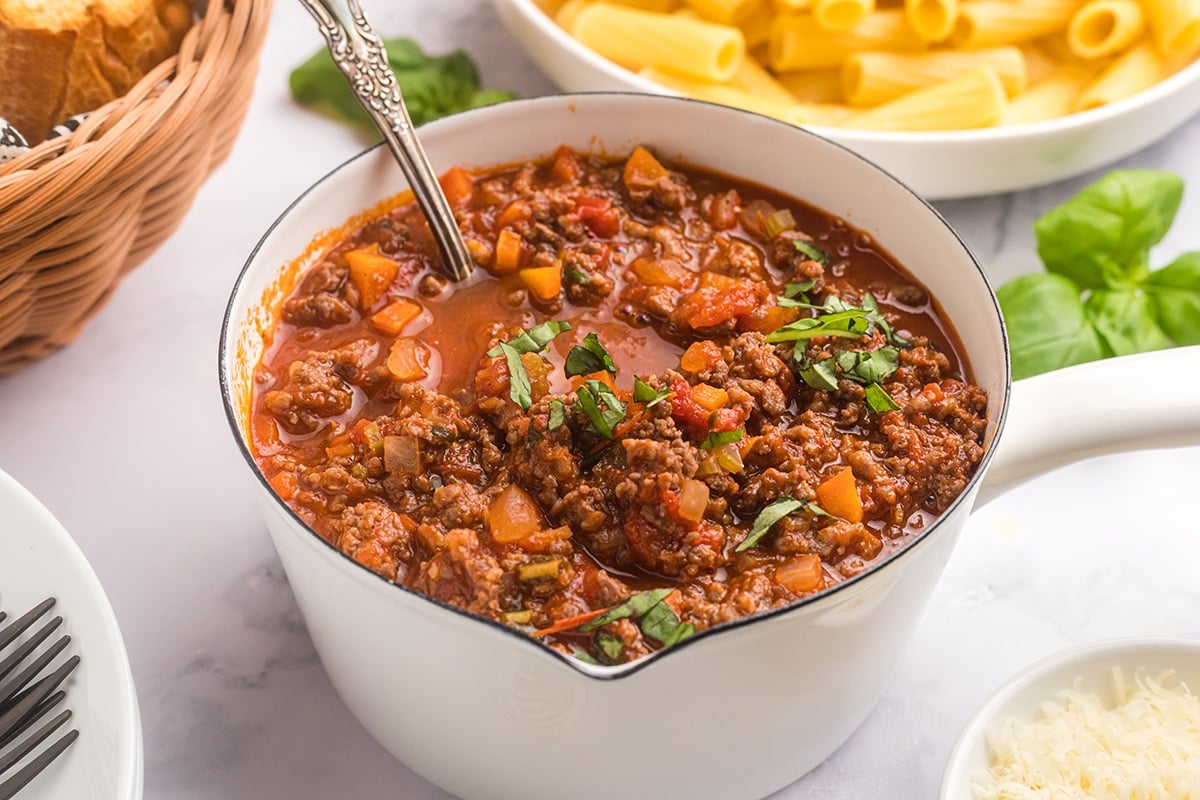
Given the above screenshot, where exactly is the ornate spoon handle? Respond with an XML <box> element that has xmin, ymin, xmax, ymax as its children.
<box><xmin>297</xmin><ymin>0</ymin><xmax>474</xmax><ymax>282</ymax></box>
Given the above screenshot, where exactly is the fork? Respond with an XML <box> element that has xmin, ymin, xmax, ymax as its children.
<box><xmin>0</xmin><ymin>599</ymin><xmax>79</xmax><ymax>799</ymax></box>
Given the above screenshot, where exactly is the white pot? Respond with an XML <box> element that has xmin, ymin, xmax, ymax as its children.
<box><xmin>219</xmin><ymin>94</ymin><xmax>1200</xmax><ymax>800</ymax></box>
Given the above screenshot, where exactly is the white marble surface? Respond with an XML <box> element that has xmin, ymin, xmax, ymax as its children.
<box><xmin>1</xmin><ymin>2</ymin><xmax>1199</xmax><ymax>798</ymax></box>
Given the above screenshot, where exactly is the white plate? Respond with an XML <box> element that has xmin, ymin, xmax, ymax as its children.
<box><xmin>0</xmin><ymin>468</ymin><xmax>142</xmax><ymax>800</ymax></box>
<box><xmin>493</xmin><ymin>0</ymin><xmax>1200</xmax><ymax>199</ymax></box>
<box><xmin>940</xmin><ymin>637</ymin><xmax>1200</xmax><ymax>799</ymax></box>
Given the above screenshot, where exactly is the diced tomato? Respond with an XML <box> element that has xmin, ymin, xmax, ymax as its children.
<box><xmin>672</xmin><ymin>285</ymin><xmax>762</xmax><ymax>330</ymax></box>
<box><xmin>569</xmin><ymin>194</ymin><xmax>621</xmax><ymax>238</ymax></box>
<box><xmin>668</xmin><ymin>375</ymin><xmax>745</xmax><ymax>440</ymax></box>
<box><xmin>622</xmin><ymin>511</ymin><xmax>677</xmax><ymax>569</ymax></box>
<box><xmin>711</xmin><ymin>407</ymin><xmax>743</xmax><ymax>433</ymax></box>
<box><xmin>551</xmin><ymin>145</ymin><xmax>581</xmax><ymax>184</ymax></box>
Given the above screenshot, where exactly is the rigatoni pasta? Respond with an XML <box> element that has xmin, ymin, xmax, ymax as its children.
<box><xmin>547</xmin><ymin>0</ymin><xmax>1200</xmax><ymax>130</ymax></box>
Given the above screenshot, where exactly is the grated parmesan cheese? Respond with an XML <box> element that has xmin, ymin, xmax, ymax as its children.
<box><xmin>971</xmin><ymin>667</ymin><xmax>1200</xmax><ymax>800</ymax></box>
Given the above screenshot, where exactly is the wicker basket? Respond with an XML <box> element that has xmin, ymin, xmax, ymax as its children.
<box><xmin>0</xmin><ymin>0</ymin><xmax>272</xmax><ymax>373</ymax></box>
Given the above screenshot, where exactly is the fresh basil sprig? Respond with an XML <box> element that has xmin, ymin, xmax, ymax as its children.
<box><xmin>737</xmin><ymin>496</ymin><xmax>833</xmax><ymax>553</ymax></box>
<box><xmin>633</xmin><ymin>377</ymin><xmax>670</xmax><ymax>408</ymax></box>
<box><xmin>547</xmin><ymin>399</ymin><xmax>566</xmax><ymax>432</ymax></box>
<box><xmin>791</xmin><ymin>239</ymin><xmax>828</xmax><ymax>265</ymax></box>
<box><xmin>564</xmin><ymin>332</ymin><xmax>616</xmax><ymax>377</ymax></box>
<box><xmin>581</xmin><ymin>588</ymin><xmax>694</xmax><ymax>648</ymax></box>
<box><xmin>701</xmin><ymin>428</ymin><xmax>743</xmax><ymax>450</ymax></box>
<box><xmin>997</xmin><ymin>170</ymin><xmax>1200</xmax><ymax>379</ymax></box>
<box><xmin>290</xmin><ymin>38</ymin><xmax>516</xmax><ymax>133</ymax></box>
<box><xmin>487</xmin><ymin>321</ymin><xmax>571</xmax><ymax>409</ymax></box>
<box><xmin>575</xmin><ymin>380</ymin><xmax>626</xmax><ymax>438</ymax></box>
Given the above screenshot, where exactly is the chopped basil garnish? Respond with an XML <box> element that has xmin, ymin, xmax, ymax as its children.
<box><xmin>497</xmin><ymin>342</ymin><xmax>532</xmax><ymax>410</ymax></box>
<box><xmin>700</xmin><ymin>427</ymin><xmax>743</xmax><ymax>450</ymax></box>
<box><xmin>564</xmin><ymin>268</ymin><xmax>592</xmax><ymax>285</ymax></box>
<box><xmin>581</xmin><ymin>588</ymin><xmax>694</xmax><ymax>649</ymax></box>
<box><xmin>575</xmin><ymin>651</ymin><xmax>600</xmax><ymax>665</ymax></box>
<box><xmin>796</xmin><ymin>357</ymin><xmax>839</xmax><ymax>391</ymax></box>
<box><xmin>864</xmin><ymin>382</ymin><xmax>901</xmax><ymax>413</ymax></box>
<box><xmin>736</xmin><ymin>496</ymin><xmax>833</xmax><ymax>553</ymax></box>
<box><xmin>564</xmin><ymin>332</ymin><xmax>616</xmax><ymax>378</ymax></box>
<box><xmin>633</xmin><ymin>377</ymin><xmax>670</xmax><ymax>408</ymax></box>
<box><xmin>791</xmin><ymin>239</ymin><xmax>828</xmax><ymax>265</ymax></box>
<box><xmin>575</xmin><ymin>379</ymin><xmax>626</xmax><ymax>439</ymax></box>
<box><xmin>547</xmin><ymin>399</ymin><xmax>566</xmax><ymax>432</ymax></box>
<box><xmin>487</xmin><ymin>321</ymin><xmax>571</xmax><ymax>409</ymax></box>
<box><xmin>862</xmin><ymin>293</ymin><xmax>910</xmax><ymax>347</ymax></box>
<box><xmin>765</xmin><ymin>309</ymin><xmax>873</xmax><ymax>343</ymax></box>
<box><xmin>784</xmin><ymin>280</ymin><xmax>816</xmax><ymax>299</ymax></box>
<box><xmin>486</xmin><ymin>320</ymin><xmax>572</xmax><ymax>357</ymax></box>
<box><xmin>594</xmin><ymin>631</ymin><xmax>625</xmax><ymax>664</ymax></box>
<box><xmin>835</xmin><ymin>347</ymin><xmax>900</xmax><ymax>384</ymax></box>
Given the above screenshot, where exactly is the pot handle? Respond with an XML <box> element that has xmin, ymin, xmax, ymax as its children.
<box><xmin>974</xmin><ymin>346</ymin><xmax>1200</xmax><ymax>509</ymax></box>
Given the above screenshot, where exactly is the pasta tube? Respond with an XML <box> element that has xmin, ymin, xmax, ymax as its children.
<box><xmin>555</xmin><ymin>0</ymin><xmax>589</xmax><ymax>31</ymax></box>
<box><xmin>571</xmin><ymin>3</ymin><xmax>746</xmax><ymax>80</ymax></box>
<box><xmin>813</xmin><ymin>0</ymin><xmax>875</xmax><ymax>31</ymax></box>
<box><xmin>905</xmin><ymin>0</ymin><xmax>958</xmax><ymax>41</ymax></box>
<box><xmin>606</xmin><ymin>0</ymin><xmax>680</xmax><ymax>10</ymax></box>
<box><xmin>730</xmin><ymin>56</ymin><xmax>805</xmax><ymax>102</ymax></box>
<box><xmin>768</xmin><ymin>10</ymin><xmax>925</xmax><ymax>70</ymax></box>
<box><xmin>684</xmin><ymin>0</ymin><xmax>761</xmax><ymax>24</ymax></box>
<box><xmin>1002</xmin><ymin>62</ymin><xmax>1098</xmax><ymax>123</ymax></box>
<box><xmin>776</xmin><ymin>68</ymin><xmax>845</xmax><ymax>102</ymax></box>
<box><xmin>772</xmin><ymin>0</ymin><xmax>813</xmax><ymax>9</ymax></box>
<box><xmin>842</xmin><ymin>47</ymin><xmax>1026</xmax><ymax>105</ymax></box>
<box><xmin>740</xmin><ymin>0</ymin><xmax>777</xmax><ymax>47</ymax></box>
<box><xmin>844</xmin><ymin>66</ymin><xmax>1008</xmax><ymax>129</ymax></box>
<box><xmin>1142</xmin><ymin>0</ymin><xmax>1200</xmax><ymax>57</ymax></box>
<box><xmin>1075</xmin><ymin>39</ymin><xmax>1174</xmax><ymax>109</ymax></box>
<box><xmin>640</xmin><ymin>66</ymin><xmax>853</xmax><ymax>124</ymax></box>
<box><xmin>951</xmin><ymin>0</ymin><xmax>1084</xmax><ymax>49</ymax></box>
<box><xmin>1067</xmin><ymin>0</ymin><xmax>1145</xmax><ymax>58</ymax></box>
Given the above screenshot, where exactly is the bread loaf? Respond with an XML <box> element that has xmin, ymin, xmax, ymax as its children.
<box><xmin>0</xmin><ymin>0</ymin><xmax>193</xmax><ymax>144</ymax></box>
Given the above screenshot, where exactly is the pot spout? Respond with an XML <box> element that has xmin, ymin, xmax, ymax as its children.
<box><xmin>975</xmin><ymin>346</ymin><xmax>1200</xmax><ymax>509</ymax></box>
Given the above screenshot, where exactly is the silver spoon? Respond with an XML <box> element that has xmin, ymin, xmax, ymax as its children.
<box><xmin>297</xmin><ymin>0</ymin><xmax>475</xmax><ymax>282</ymax></box>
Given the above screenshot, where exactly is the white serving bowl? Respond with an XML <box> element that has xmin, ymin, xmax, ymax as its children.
<box><xmin>220</xmin><ymin>94</ymin><xmax>1200</xmax><ymax>800</ymax></box>
<box><xmin>0</xmin><ymin>468</ymin><xmax>142</xmax><ymax>800</ymax></box>
<box><xmin>940</xmin><ymin>638</ymin><xmax>1200</xmax><ymax>799</ymax></box>
<box><xmin>492</xmin><ymin>0</ymin><xmax>1200</xmax><ymax>199</ymax></box>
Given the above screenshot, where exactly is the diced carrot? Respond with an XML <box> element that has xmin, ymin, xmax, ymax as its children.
<box><xmin>346</xmin><ymin>244</ymin><xmax>399</xmax><ymax>310</ymax></box>
<box><xmin>439</xmin><ymin>166</ymin><xmax>474</xmax><ymax>207</ymax></box>
<box><xmin>623</xmin><ymin>146</ymin><xmax>669</xmax><ymax>194</ymax></box>
<box><xmin>631</xmin><ymin>257</ymin><xmax>695</xmax><ymax>288</ymax></box>
<box><xmin>370</xmin><ymin>298</ymin><xmax>422</xmax><ymax>336</ymax></box>
<box><xmin>815</xmin><ymin>466</ymin><xmax>863</xmax><ymax>523</ymax></box>
<box><xmin>569</xmin><ymin>369</ymin><xmax>617</xmax><ymax>392</ymax></box>
<box><xmin>520</xmin><ymin>264</ymin><xmax>563</xmax><ymax>302</ymax></box>
<box><xmin>386</xmin><ymin>337</ymin><xmax>429</xmax><ymax>382</ymax></box>
<box><xmin>488</xmin><ymin>485</ymin><xmax>545</xmax><ymax>544</ymax></box>
<box><xmin>551</xmin><ymin>145</ymin><xmax>581</xmax><ymax>183</ymax></box>
<box><xmin>495</xmin><ymin>200</ymin><xmax>531</xmax><ymax>229</ymax></box>
<box><xmin>268</xmin><ymin>471</ymin><xmax>297</xmax><ymax>501</ymax></box>
<box><xmin>493</xmin><ymin>229</ymin><xmax>524</xmax><ymax>274</ymax></box>
<box><xmin>698</xmin><ymin>271</ymin><xmax>753</xmax><ymax>292</ymax></box>
<box><xmin>529</xmin><ymin>607</ymin><xmax>609</xmax><ymax>638</ymax></box>
<box><xmin>680</xmin><ymin>340</ymin><xmax>722</xmax><ymax>373</ymax></box>
<box><xmin>740</xmin><ymin>304</ymin><xmax>800</xmax><ymax>333</ymax></box>
<box><xmin>775</xmin><ymin>555</ymin><xmax>825</xmax><ymax>593</ymax></box>
<box><xmin>691</xmin><ymin>383</ymin><xmax>729</xmax><ymax>412</ymax></box>
<box><xmin>922</xmin><ymin>382</ymin><xmax>946</xmax><ymax>402</ymax></box>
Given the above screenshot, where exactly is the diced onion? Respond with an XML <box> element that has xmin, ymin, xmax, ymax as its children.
<box><xmin>678</xmin><ymin>478</ymin><xmax>709</xmax><ymax>523</ymax></box>
<box><xmin>775</xmin><ymin>555</ymin><xmax>824</xmax><ymax>593</ymax></box>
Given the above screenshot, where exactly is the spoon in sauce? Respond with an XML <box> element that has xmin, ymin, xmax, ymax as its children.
<box><xmin>296</xmin><ymin>0</ymin><xmax>475</xmax><ymax>282</ymax></box>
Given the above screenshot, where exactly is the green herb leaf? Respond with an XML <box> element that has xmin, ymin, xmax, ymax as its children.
<box><xmin>791</xmin><ymin>239</ymin><xmax>828</xmax><ymax>265</ymax></box>
<box><xmin>487</xmin><ymin>320</ymin><xmax>572</xmax><ymax>357</ymax></box>
<box><xmin>1034</xmin><ymin>170</ymin><xmax>1183</xmax><ymax>290</ymax></box>
<box><xmin>796</xmin><ymin>355</ymin><xmax>839</xmax><ymax>391</ymax></box>
<box><xmin>737</xmin><ymin>496</ymin><xmax>832</xmax><ymax>552</ymax></box>
<box><xmin>1144</xmin><ymin>252</ymin><xmax>1200</xmax><ymax>345</ymax></box>
<box><xmin>864</xmin><ymin>383</ymin><xmax>901</xmax><ymax>413</ymax></box>
<box><xmin>564</xmin><ymin>332</ymin><xmax>616</xmax><ymax>377</ymax></box>
<box><xmin>498</xmin><ymin>342</ymin><xmax>532</xmax><ymax>410</ymax></box>
<box><xmin>861</xmin><ymin>293</ymin><xmax>910</xmax><ymax>347</ymax></box>
<box><xmin>575</xmin><ymin>380</ymin><xmax>626</xmax><ymax>439</ymax></box>
<box><xmin>996</xmin><ymin>273</ymin><xmax>1108</xmax><ymax>380</ymax></box>
<box><xmin>575</xmin><ymin>651</ymin><xmax>600</xmax><ymax>665</ymax></box>
<box><xmin>547</xmin><ymin>399</ymin><xmax>566</xmax><ymax>432</ymax></box>
<box><xmin>842</xmin><ymin>347</ymin><xmax>901</xmax><ymax>384</ymax></box>
<box><xmin>564</xmin><ymin>268</ymin><xmax>592</xmax><ymax>285</ymax></box>
<box><xmin>290</xmin><ymin>38</ymin><xmax>517</xmax><ymax>133</ymax></box>
<box><xmin>765</xmin><ymin>310</ymin><xmax>872</xmax><ymax>343</ymax></box>
<box><xmin>1083</xmin><ymin>289</ymin><xmax>1170</xmax><ymax>357</ymax></box>
<box><xmin>581</xmin><ymin>588</ymin><xmax>673</xmax><ymax>631</ymax></box>
<box><xmin>633</xmin><ymin>377</ymin><xmax>670</xmax><ymax>408</ymax></box>
<box><xmin>784</xmin><ymin>280</ymin><xmax>816</xmax><ymax>299</ymax></box>
<box><xmin>638</xmin><ymin>601</ymin><xmax>694</xmax><ymax>647</ymax></box>
<box><xmin>594</xmin><ymin>631</ymin><xmax>625</xmax><ymax>664</ymax></box>
<box><xmin>701</xmin><ymin>428</ymin><xmax>743</xmax><ymax>450</ymax></box>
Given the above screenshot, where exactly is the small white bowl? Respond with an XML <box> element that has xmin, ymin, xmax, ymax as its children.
<box><xmin>0</xmin><ymin>468</ymin><xmax>142</xmax><ymax>800</ymax></box>
<box><xmin>940</xmin><ymin>637</ymin><xmax>1200</xmax><ymax>799</ymax></box>
<box><xmin>492</xmin><ymin>0</ymin><xmax>1200</xmax><ymax>199</ymax></box>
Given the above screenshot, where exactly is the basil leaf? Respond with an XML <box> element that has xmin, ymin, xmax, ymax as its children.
<box><xmin>996</xmin><ymin>273</ymin><xmax>1108</xmax><ymax>380</ymax></box>
<box><xmin>785</xmin><ymin>280</ymin><xmax>816</xmax><ymax>298</ymax></box>
<box><xmin>564</xmin><ymin>268</ymin><xmax>592</xmax><ymax>285</ymax></box>
<box><xmin>564</xmin><ymin>332</ymin><xmax>616</xmax><ymax>377</ymax></box>
<box><xmin>639</xmin><ymin>601</ymin><xmax>694</xmax><ymax>647</ymax></box>
<box><xmin>594</xmin><ymin>632</ymin><xmax>625</xmax><ymax>664</ymax></box>
<box><xmin>796</xmin><ymin>355</ymin><xmax>839</xmax><ymax>391</ymax></box>
<box><xmin>701</xmin><ymin>428</ymin><xmax>743</xmax><ymax>450</ymax></box>
<box><xmin>575</xmin><ymin>651</ymin><xmax>600</xmax><ymax>665</ymax></box>
<box><xmin>737</xmin><ymin>497</ymin><xmax>806</xmax><ymax>552</ymax></box>
<box><xmin>487</xmin><ymin>320</ymin><xmax>572</xmax><ymax>357</ymax></box>
<box><xmin>844</xmin><ymin>347</ymin><xmax>900</xmax><ymax>384</ymax></box>
<box><xmin>1144</xmin><ymin>252</ymin><xmax>1200</xmax><ymax>345</ymax></box>
<box><xmin>1083</xmin><ymin>289</ymin><xmax>1170</xmax><ymax>357</ymax></box>
<box><xmin>861</xmin><ymin>293</ymin><xmax>910</xmax><ymax>347</ymax></box>
<box><xmin>498</xmin><ymin>342</ymin><xmax>532</xmax><ymax>410</ymax></box>
<box><xmin>864</xmin><ymin>383</ymin><xmax>901</xmax><ymax>413</ymax></box>
<box><xmin>634</xmin><ymin>377</ymin><xmax>670</xmax><ymax>408</ymax></box>
<box><xmin>765</xmin><ymin>310</ymin><xmax>872</xmax><ymax>343</ymax></box>
<box><xmin>791</xmin><ymin>239</ymin><xmax>828</xmax><ymax>264</ymax></box>
<box><xmin>575</xmin><ymin>380</ymin><xmax>626</xmax><ymax>438</ymax></box>
<box><xmin>1034</xmin><ymin>170</ymin><xmax>1183</xmax><ymax>290</ymax></box>
<box><xmin>581</xmin><ymin>588</ymin><xmax>673</xmax><ymax>631</ymax></box>
<box><xmin>547</xmin><ymin>399</ymin><xmax>566</xmax><ymax>432</ymax></box>
<box><xmin>290</xmin><ymin>38</ymin><xmax>517</xmax><ymax>133</ymax></box>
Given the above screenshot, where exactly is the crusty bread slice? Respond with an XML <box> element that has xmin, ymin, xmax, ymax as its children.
<box><xmin>0</xmin><ymin>0</ymin><xmax>193</xmax><ymax>144</ymax></box>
